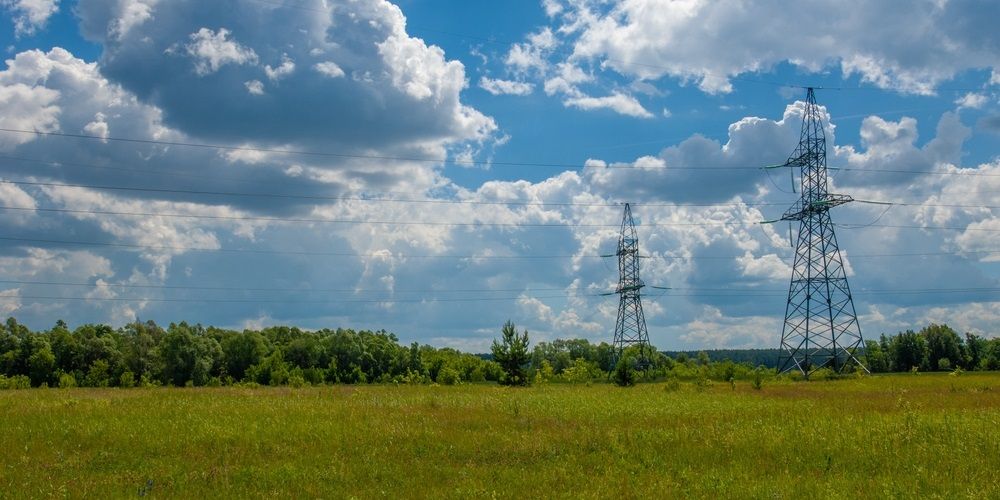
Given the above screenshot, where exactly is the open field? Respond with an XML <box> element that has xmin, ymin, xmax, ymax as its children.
<box><xmin>1</xmin><ymin>373</ymin><xmax>999</xmax><ymax>498</ymax></box>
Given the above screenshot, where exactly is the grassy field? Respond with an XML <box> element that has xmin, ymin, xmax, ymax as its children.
<box><xmin>1</xmin><ymin>373</ymin><xmax>998</xmax><ymax>498</ymax></box>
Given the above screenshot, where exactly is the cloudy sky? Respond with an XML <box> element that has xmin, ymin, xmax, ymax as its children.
<box><xmin>0</xmin><ymin>0</ymin><xmax>997</xmax><ymax>351</ymax></box>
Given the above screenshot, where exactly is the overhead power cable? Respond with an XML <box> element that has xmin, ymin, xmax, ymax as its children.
<box><xmin>3</xmin><ymin>205</ymin><xmax>999</xmax><ymax>231</ymax></box>
<box><xmin>1</xmin><ymin>287</ymin><xmax>995</xmax><ymax>306</ymax></box>
<box><xmin>3</xmin><ymin>128</ymin><xmax>999</xmax><ymax>177</ymax></box>
<box><xmin>0</xmin><ymin>236</ymin><xmax>996</xmax><ymax>261</ymax></box>
<box><xmin>2</xmin><ymin>179</ymin><xmax>997</xmax><ymax>210</ymax></box>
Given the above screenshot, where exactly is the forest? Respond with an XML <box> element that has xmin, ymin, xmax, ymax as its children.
<box><xmin>1</xmin><ymin>317</ymin><xmax>998</xmax><ymax>389</ymax></box>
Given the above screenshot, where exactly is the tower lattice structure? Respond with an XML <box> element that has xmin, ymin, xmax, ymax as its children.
<box><xmin>610</xmin><ymin>203</ymin><xmax>652</xmax><ymax>368</ymax></box>
<box><xmin>774</xmin><ymin>88</ymin><xmax>867</xmax><ymax>377</ymax></box>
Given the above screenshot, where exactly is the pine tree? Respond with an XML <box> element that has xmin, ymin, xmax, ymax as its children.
<box><xmin>492</xmin><ymin>320</ymin><xmax>529</xmax><ymax>386</ymax></box>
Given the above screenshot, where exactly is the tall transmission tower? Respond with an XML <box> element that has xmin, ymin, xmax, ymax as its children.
<box><xmin>607</xmin><ymin>203</ymin><xmax>652</xmax><ymax>369</ymax></box>
<box><xmin>768</xmin><ymin>88</ymin><xmax>868</xmax><ymax>377</ymax></box>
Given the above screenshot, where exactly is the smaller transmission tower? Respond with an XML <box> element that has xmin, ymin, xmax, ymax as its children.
<box><xmin>768</xmin><ymin>88</ymin><xmax>867</xmax><ymax>377</ymax></box>
<box><xmin>608</xmin><ymin>203</ymin><xmax>652</xmax><ymax>368</ymax></box>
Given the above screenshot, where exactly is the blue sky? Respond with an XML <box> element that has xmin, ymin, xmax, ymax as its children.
<box><xmin>0</xmin><ymin>0</ymin><xmax>997</xmax><ymax>351</ymax></box>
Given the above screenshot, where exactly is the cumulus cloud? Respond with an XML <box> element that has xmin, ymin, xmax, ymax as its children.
<box><xmin>479</xmin><ymin>77</ymin><xmax>534</xmax><ymax>96</ymax></box>
<box><xmin>180</xmin><ymin>27</ymin><xmax>259</xmax><ymax>76</ymax></box>
<box><xmin>77</xmin><ymin>0</ymin><xmax>497</xmax><ymax>151</ymax></box>
<box><xmin>514</xmin><ymin>0</ymin><xmax>1000</xmax><ymax>94</ymax></box>
<box><xmin>263</xmin><ymin>53</ymin><xmax>295</xmax><ymax>81</ymax></box>
<box><xmin>313</xmin><ymin>61</ymin><xmax>345</xmax><ymax>78</ymax></box>
<box><xmin>2</xmin><ymin>0</ymin><xmax>59</xmax><ymax>36</ymax></box>
<box><xmin>244</xmin><ymin>79</ymin><xmax>264</xmax><ymax>95</ymax></box>
<box><xmin>564</xmin><ymin>92</ymin><xmax>653</xmax><ymax>118</ymax></box>
<box><xmin>954</xmin><ymin>92</ymin><xmax>988</xmax><ymax>110</ymax></box>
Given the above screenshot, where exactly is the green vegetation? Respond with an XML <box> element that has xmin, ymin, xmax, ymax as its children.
<box><xmin>3</xmin><ymin>317</ymin><xmax>998</xmax><ymax>390</ymax></box>
<box><xmin>0</xmin><ymin>373</ymin><xmax>997</xmax><ymax>497</ymax></box>
<box><xmin>492</xmin><ymin>320</ymin><xmax>530</xmax><ymax>386</ymax></box>
<box><xmin>0</xmin><ymin>317</ymin><xmax>502</xmax><ymax>388</ymax></box>
<box><xmin>865</xmin><ymin>323</ymin><xmax>1000</xmax><ymax>372</ymax></box>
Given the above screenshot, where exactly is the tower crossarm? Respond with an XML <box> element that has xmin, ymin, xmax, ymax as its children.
<box><xmin>779</xmin><ymin>193</ymin><xmax>854</xmax><ymax>221</ymax></box>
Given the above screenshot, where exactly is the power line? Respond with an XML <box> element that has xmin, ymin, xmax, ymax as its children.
<box><xmin>0</xmin><ymin>279</ymin><xmax>569</xmax><ymax>294</ymax></box>
<box><xmin>0</xmin><ymin>205</ymin><xmax>750</xmax><ymax>227</ymax></box>
<box><xmin>0</xmin><ymin>179</ymin><xmax>785</xmax><ymax>208</ymax></box>
<box><xmin>1</xmin><ymin>236</ymin><xmax>995</xmax><ymax>260</ymax></box>
<box><xmin>3</xmin><ymin>179</ymin><xmax>997</xmax><ymax>210</ymax></box>
<box><xmin>1</xmin><ymin>287</ymin><xmax>995</xmax><ymax>305</ymax></box>
<box><xmin>3</xmin><ymin>128</ymin><xmax>999</xmax><ymax>177</ymax></box>
<box><xmin>4</xmin><ymin>205</ymin><xmax>998</xmax><ymax>231</ymax></box>
<box><xmin>0</xmin><ymin>294</ymin><xmax>580</xmax><ymax>305</ymax></box>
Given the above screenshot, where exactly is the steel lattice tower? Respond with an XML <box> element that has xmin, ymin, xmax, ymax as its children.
<box><xmin>610</xmin><ymin>203</ymin><xmax>651</xmax><ymax>368</ymax></box>
<box><xmin>774</xmin><ymin>88</ymin><xmax>867</xmax><ymax>377</ymax></box>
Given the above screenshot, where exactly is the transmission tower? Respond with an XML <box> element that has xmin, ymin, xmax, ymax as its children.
<box><xmin>769</xmin><ymin>88</ymin><xmax>867</xmax><ymax>377</ymax></box>
<box><xmin>607</xmin><ymin>203</ymin><xmax>652</xmax><ymax>369</ymax></box>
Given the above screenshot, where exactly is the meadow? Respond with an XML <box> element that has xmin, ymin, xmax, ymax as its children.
<box><xmin>1</xmin><ymin>373</ymin><xmax>998</xmax><ymax>498</ymax></box>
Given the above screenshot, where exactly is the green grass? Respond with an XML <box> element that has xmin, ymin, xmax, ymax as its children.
<box><xmin>1</xmin><ymin>373</ymin><xmax>999</xmax><ymax>498</ymax></box>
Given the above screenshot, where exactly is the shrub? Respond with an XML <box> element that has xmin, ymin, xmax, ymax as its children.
<box><xmin>85</xmin><ymin>360</ymin><xmax>111</xmax><ymax>388</ymax></box>
<box><xmin>119</xmin><ymin>371</ymin><xmax>136</xmax><ymax>388</ymax></box>
<box><xmin>437</xmin><ymin>367</ymin><xmax>461</xmax><ymax>386</ymax></box>
<box><xmin>664</xmin><ymin>376</ymin><xmax>681</xmax><ymax>392</ymax></box>
<box><xmin>751</xmin><ymin>369</ymin><xmax>764</xmax><ymax>390</ymax></box>
<box><xmin>58</xmin><ymin>372</ymin><xmax>77</xmax><ymax>389</ymax></box>
<box><xmin>288</xmin><ymin>371</ymin><xmax>307</xmax><ymax>388</ymax></box>
<box><xmin>613</xmin><ymin>358</ymin><xmax>636</xmax><ymax>387</ymax></box>
<box><xmin>810</xmin><ymin>368</ymin><xmax>837</xmax><ymax>381</ymax></box>
<box><xmin>0</xmin><ymin>374</ymin><xmax>31</xmax><ymax>390</ymax></box>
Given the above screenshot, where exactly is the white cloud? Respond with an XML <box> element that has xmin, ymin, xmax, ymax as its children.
<box><xmin>523</xmin><ymin>0</ymin><xmax>1000</xmax><ymax>94</ymax></box>
<box><xmin>182</xmin><ymin>27</ymin><xmax>259</xmax><ymax>76</ymax></box>
<box><xmin>542</xmin><ymin>0</ymin><xmax>563</xmax><ymax>17</ymax></box>
<box><xmin>505</xmin><ymin>28</ymin><xmax>557</xmax><ymax>74</ymax></box>
<box><xmin>954</xmin><ymin>92</ymin><xmax>988</xmax><ymax>110</ymax></box>
<box><xmin>264</xmin><ymin>53</ymin><xmax>295</xmax><ymax>81</ymax></box>
<box><xmin>0</xmin><ymin>288</ymin><xmax>21</xmax><ymax>315</ymax></box>
<box><xmin>0</xmin><ymin>82</ymin><xmax>60</xmax><ymax>150</ymax></box>
<box><xmin>2</xmin><ymin>0</ymin><xmax>59</xmax><ymax>36</ymax></box>
<box><xmin>478</xmin><ymin>77</ymin><xmax>534</xmax><ymax>96</ymax></box>
<box><xmin>313</xmin><ymin>61</ymin><xmax>345</xmax><ymax>78</ymax></box>
<box><xmin>82</xmin><ymin>111</ymin><xmax>109</xmax><ymax>140</ymax></box>
<box><xmin>103</xmin><ymin>0</ymin><xmax>159</xmax><ymax>41</ymax></box>
<box><xmin>244</xmin><ymin>79</ymin><xmax>264</xmax><ymax>95</ymax></box>
<box><xmin>564</xmin><ymin>92</ymin><xmax>652</xmax><ymax>118</ymax></box>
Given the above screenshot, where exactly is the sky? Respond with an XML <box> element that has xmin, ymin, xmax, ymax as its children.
<box><xmin>0</xmin><ymin>0</ymin><xmax>997</xmax><ymax>352</ymax></box>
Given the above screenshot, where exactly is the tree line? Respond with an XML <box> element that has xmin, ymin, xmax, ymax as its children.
<box><xmin>864</xmin><ymin>323</ymin><xmax>1000</xmax><ymax>373</ymax></box>
<box><xmin>0</xmin><ymin>318</ymin><xmax>503</xmax><ymax>389</ymax></box>
<box><xmin>1</xmin><ymin>317</ymin><xmax>997</xmax><ymax>389</ymax></box>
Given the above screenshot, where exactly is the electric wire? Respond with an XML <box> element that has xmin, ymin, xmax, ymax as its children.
<box><xmin>5</xmin><ymin>179</ymin><xmax>996</xmax><ymax>210</ymax></box>
<box><xmin>3</xmin><ymin>128</ymin><xmax>999</xmax><ymax>177</ymax></box>
<box><xmin>1</xmin><ymin>236</ymin><xmax>996</xmax><ymax>260</ymax></box>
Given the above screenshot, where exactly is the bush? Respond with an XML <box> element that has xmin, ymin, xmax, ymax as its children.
<box><xmin>85</xmin><ymin>360</ymin><xmax>111</xmax><ymax>387</ymax></box>
<box><xmin>58</xmin><ymin>372</ymin><xmax>77</xmax><ymax>389</ymax></box>
<box><xmin>437</xmin><ymin>367</ymin><xmax>461</xmax><ymax>386</ymax></box>
<box><xmin>613</xmin><ymin>358</ymin><xmax>636</xmax><ymax>387</ymax></box>
<box><xmin>288</xmin><ymin>370</ymin><xmax>307</xmax><ymax>388</ymax></box>
<box><xmin>119</xmin><ymin>371</ymin><xmax>136</xmax><ymax>388</ymax></box>
<box><xmin>810</xmin><ymin>368</ymin><xmax>837</xmax><ymax>381</ymax></box>
<box><xmin>751</xmin><ymin>369</ymin><xmax>764</xmax><ymax>390</ymax></box>
<box><xmin>664</xmin><ymin>376</ymin><xmax>681</xmax><ymax>392</ymax></box>
<box><xmin>0</xmin><ymin>374</ymin><xmax>31</xmax><ymax>390</ymax></box>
